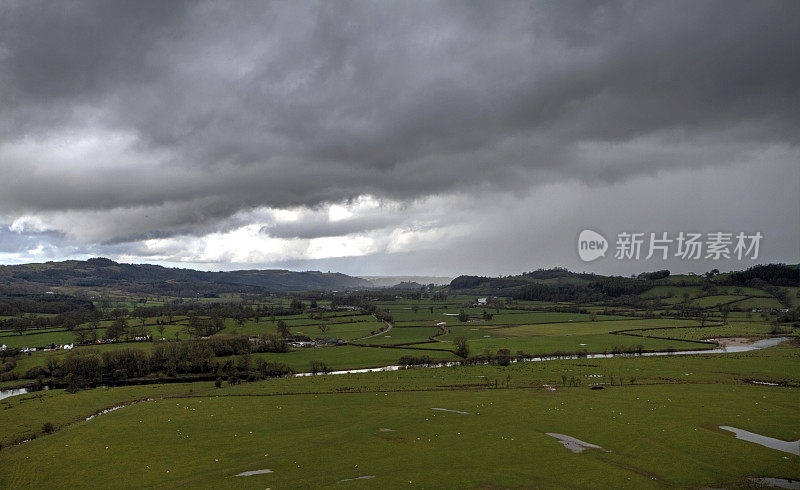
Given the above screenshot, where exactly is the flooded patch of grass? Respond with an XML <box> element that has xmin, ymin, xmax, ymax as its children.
<box><xmin>235</xmin><ymin>468</ymin><xmax>273</xmax><ymax>476</ymax></box>
<box><xmin>719</xmin><ymin>426</ymin><xmax>799</xmax><ymax>455</ymax></box>
<box><xmin>546</xmin><ymin>433</ymin><xmax>604</xmax><ymax>453</ymax></box>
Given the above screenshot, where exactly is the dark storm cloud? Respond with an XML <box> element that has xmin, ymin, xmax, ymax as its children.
<box><xmin>0</xmin><ymin>0</ymin><xmax>798</xmax><ymax>243</ymax></box>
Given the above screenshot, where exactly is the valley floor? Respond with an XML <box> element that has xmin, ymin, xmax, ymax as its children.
<box><xmin>1</xmin><ymin>342</ymin><xmax>798</xmax><ymax>488</ymax></box>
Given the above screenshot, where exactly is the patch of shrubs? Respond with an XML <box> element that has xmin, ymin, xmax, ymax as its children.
<box><xmin>398</xmin><ymin>354</ymin><xmax>433</xmax><ymax>365</ymax></box>
<box><xmin>1</xmin><ymin>358</ymin><xmax>17</xmax><ymax>373</ymax></box>
<box><xmin>610</xmin><ymin>344</ymin><xmax>645</xmax><ymax>355</ymax></box>
<box><xmin>24</xmin><ymin>366</ymin><xmax>48</xmax><ymax>379</ymax></box>
<box><xmin>256</xmin><ymin>359</ymin><xmax>294</xmax><ymax>377</ymax></box>
<box><xmin>309</xmin><ymin>360</ymin><xmax>329</xmax><ymax>374</ymax></box>
<box><xmin>207</xmin><ymin>335</ymin><xmax>251</xmax><ymax>356</ymax></box>
<box><xmin>462</xmin><ymin>349</ymin><xmax>516</xmax><ymax>366</ymax></box>
<box><xmin>495</xmin><ymin>349</ymin><xmax>512</xmax><ymax>366</ymax></box>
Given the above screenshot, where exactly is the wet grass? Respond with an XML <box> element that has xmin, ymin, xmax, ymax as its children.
<box><xmin>1</xmin><ymin>377</ymin><xmax>797</xmax><ymax>488</ymax></box>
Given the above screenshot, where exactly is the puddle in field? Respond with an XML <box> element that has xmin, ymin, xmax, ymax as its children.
<box><xmin>719</xmin><ymin>426</ymin><xmax>800</xmax><ymax>455</ymax></box>
<box><xmin>235</xmin><ymin>469</ymin><xmax>273</xmax><ymax>476</ymax></box>
<box><xmin>85</xmin><ymin>398</ymin><xmax>154</xmax><ymax>421</ymax></box>
<box><xmin>378</xmin><ymin>428</ymin><xmax>393</xmax><ymax>432</ymax></box>
<box><xmin>86</xmin><ymin>405</ymin><xmax>125</xmax><ymax>420</ymax></box>
<box><xmin>751</xmin><ymin>380</ymin><xmax>779</xmax><ymax>386</ymax></box>
<box><xmin>750</xmin><ymin>477</ymin><xmax>800</xmax><ymax>489</ymax></box>
<box><xmin>431</xmin><ymin>407</ymin><xmax>469</xmax><ymax>414</ymax></box>
<box><xmin>546</xmin><ymin>433</ymin><xmax>604</xmax><ymax>453</ymax></box>
<box><xmin>338</xmin><ymin>475</ymin><xmax>375</xmax><ymax>483</ymax></box>
<box><xmin>709</xmin><ymin>337</ymin><xmax>753</xmax><ymax>347</ymax></box>
<box><xmin>703</xmin><ymin>337</ymin><xmax>790</xmax><ymax>353</ymax></box>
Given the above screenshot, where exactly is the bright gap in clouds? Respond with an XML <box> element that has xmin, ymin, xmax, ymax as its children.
<box><xmin>134</xmin><ymin>196</ymin><xmax>433</xmax><ymax>264</ymax></box>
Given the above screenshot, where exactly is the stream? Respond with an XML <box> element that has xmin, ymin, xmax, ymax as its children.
<box><xmin>293</xmin><ymin>337</ymin><xmax>792</xmax><ymax>377</ymax></box>
<box><xmin>0</xmin><ymin>338</ymin><xmax>791</xmax><ymax>400</ymax></box>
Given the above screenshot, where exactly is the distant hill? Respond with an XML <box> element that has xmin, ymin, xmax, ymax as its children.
<box><xmin>448</xmin><ymin>264</ymin><xmax>799</xmax><ymax>304</ymax></box>
<box><xmin>361</xmin><ymin>276</ymin><xmax>453</xmax><ymax>287</ymax></box>
<box><xmin>448</xmin><ymin>268</ymin><xmax>593</xmax><ymax>291</ymax></box>
<box><xmin>449</xmin><ymin>268</ymin><xmax>656</xmax><ymax>301</ymax></box>
<box><xmin>0</xmin><ymin>258</ymin><xmax>371</xmax><ymax>295</ymax></box>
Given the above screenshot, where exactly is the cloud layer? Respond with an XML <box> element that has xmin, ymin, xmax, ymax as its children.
<box><xmin>0</xmin><ymin>1</ymin><xmax>797</xmax><ymax>274</ymax></box>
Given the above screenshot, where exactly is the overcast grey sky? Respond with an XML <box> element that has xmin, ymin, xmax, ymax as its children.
<box><xmin>0</xmin><ymin>0</ymin><xmax>797</xmax><ymax>276</ymax></box>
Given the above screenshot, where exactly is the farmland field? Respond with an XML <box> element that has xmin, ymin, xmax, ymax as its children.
<box><xmin>1</xmin><ymin>343</ymin><xmax>798</xmax><ymax>488</ymax></box>
<box><xmin>1</xmin><ymin>269</ymin><xmax>797</xmax><ymax>489</ymax></box>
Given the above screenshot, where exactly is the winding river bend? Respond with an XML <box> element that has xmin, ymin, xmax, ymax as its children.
<box><xmin>294</xmin><ymin>336</ymin><xmax>792</xmax><ymax>377</ymax></box>
<box><xmin>0</xmin><ymin>337</ymin><xmax>791</xmax><ymax>400</ymax></box>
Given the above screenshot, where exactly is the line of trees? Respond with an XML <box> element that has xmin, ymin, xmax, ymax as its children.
<box><xmin>0</xmin><ymin>308</ymin><xmax>99</xmax><ymax>335</ymax></box>
<box><xmin>0</xmin><ymin>294</ymin><xmax>95</xmax><ymax>315</ymax></box>
<box><xmin>20</xmin><ymin>334</ymin><xmax>294</xmax><ymax>390</ymax></box>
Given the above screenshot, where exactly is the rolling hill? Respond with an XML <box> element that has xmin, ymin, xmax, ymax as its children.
<box><xmin>0</xmin><ymin>258</ymin><xmax>371</xmax><ymax>295</ymax></box>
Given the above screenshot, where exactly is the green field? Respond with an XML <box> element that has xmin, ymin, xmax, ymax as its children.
<box><xmin>1</xmin><ymin>276</ymin><xmax>798</xmax><ymax>488</ymax></box>
<box><xmin>733</xmin><ymin>297</ymin><xmax>786</xmax><ymax>310</ymax></box>
<box><xmin>392</xmin><ymin>310</ymin><xmax>630</xmax><ymax>327</ymax></box>
<box><xmin>1</xmin><ymin>299</ymin><xmax>786</xmax><ymax>383</ymax></box>
<box><xmin>357</xmin><ymin>326</ymin><xmax>440</xmax><ymax>345</ymax></box>
<box><xmin>234</xmin><ymin>345</ymin><xmax>460</xmax><ymax>372</ymax></box>
<box><xmin>419</xmin><ymin>333</ymin><xmax>706</xmax><ymax>357</ymax></box>
<box><xmin>624</xmin><ymin>321</ymin><xmax>800</xmax><ymax>342</ymax></box>
<box><xmin>687</xmin><ymin>295</ymin><xmax>747</xmax><ymax>308</ymax></box>
<box><xmin>406</xmin><ymin>319</ymin><xmax>710</xmax><ymax>357</ymax></box>
<box><xmin>0</xmin><ymin>330</ymin><xmax>78</xmax><ymax>348</ymax></box>
<box><xmin>642</xmin><ymin>285</ymin><xmax>705</xmax><ymax>300</ymax></box>
<box><xmin>1</xmin><ymin>342</ymin><xmax>798</xmax><ymax>488</ymax></box>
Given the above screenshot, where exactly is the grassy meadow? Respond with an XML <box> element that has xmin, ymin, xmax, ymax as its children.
<box><xmin>1</xmin><ymin>342</ymin><xmax>798</xmax><ymax>488</ymax></box>
<box><xmin>1</xmin><ymin>278</ymin><xmax>797</xmax><ymax>488</ymax></box>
